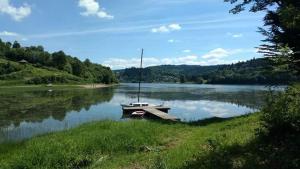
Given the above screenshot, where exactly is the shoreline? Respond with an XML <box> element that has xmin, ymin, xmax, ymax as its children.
<box><xmin>78</xmin><ymin>83</ymin><xmax>118</xmax><ymax>89</ymax></box>
<box><xmin>0</xmin><ymin>83</ymin><xmax>119</xmax><ymax>89</ymax></box>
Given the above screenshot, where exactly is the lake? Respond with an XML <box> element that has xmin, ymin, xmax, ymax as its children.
<box><xmin>0</xmin><ymin>83</ymin><xmax>284</xmax><ymax>143</ymax></box>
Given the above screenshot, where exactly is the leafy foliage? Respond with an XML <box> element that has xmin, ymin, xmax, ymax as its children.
<box><xmin>256</xmin><ymin>86</ymin><xmax>300</xmax><ymax>169</ymax></box>
<box><xmin>224</xmin><ymin>0</ymin><xmax>300</xmax><ymax>71</ymax></box>
<box><xmin>0</xmin><ymin>62</ymin><xmax>21</xmax><ymax>75</ymax></box>
<box><xmin>0</xmin><ymin>39</ymin><xmax>118</xmax><ymax>85</ymax></box>
<box><xmin>261</xmin><ymin>86</ymin><xmax>300</xmax><ymax>138</ymax></box>
<box><xmin>116</xmin><ymin>58</ymin><xmax>299</xmax><ymax>84</ymax></box>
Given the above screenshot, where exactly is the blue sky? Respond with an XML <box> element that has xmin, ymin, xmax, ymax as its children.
<box><xmin>0</xmin><ymin>0</ymin><xmax>265</xmax><ymax>69</ymax></box>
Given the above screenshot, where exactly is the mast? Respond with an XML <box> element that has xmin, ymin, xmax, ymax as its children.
<box><xmin>138</xmin><ymin>48</ymin><xmax>143</xmax><ymax>103</ymax></box>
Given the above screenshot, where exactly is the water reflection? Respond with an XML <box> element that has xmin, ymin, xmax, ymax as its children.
<box><xmin>166</xmin><ymin>100</ymin><xmax>256</xmax><ymax>121</ymax></box>
<box><xmin>0</xmin><ymin>88</ymin><xmax>115</xmax><ymax>127</ymax></box>
<box><xmin>0</xmin><ymin>88</ymin><xmax>117</xmax><ymax>142</ymax></box>
<box><xmin>1</xmin><ymin>104</ymin><xmax>122</xmax><ymax>142</ymax></box>
<box><xmin>0</xmin><ymin>83</ymin><xmax>283</xmax><ymax>143</ymax></box>
<box><xmin>117</xmin><ymin>83</ymin><xmax>283</xmax><ymax>109</ymax></box>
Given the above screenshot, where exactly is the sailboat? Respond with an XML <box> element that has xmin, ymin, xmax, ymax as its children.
<box><xmin>121</xmin><ymin>49</ymin><xmax>161</xmax><ymax>109</ymax></box>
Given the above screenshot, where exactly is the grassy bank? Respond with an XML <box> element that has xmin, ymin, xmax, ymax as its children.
<box><xmin>0</xmin><ymin>114</ymin><xmax>259</xmax><ymax>169</ymax></box>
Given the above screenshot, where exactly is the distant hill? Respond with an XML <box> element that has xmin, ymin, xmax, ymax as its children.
<box><xmin>0</xmin><ymin>39</ymin><xmax>118</xmax><ymax>86</ymax></box>
<box><xmin>115</xmin><ymin>58</ymin><xmax>300</xmax><ymax>85</ymax></box>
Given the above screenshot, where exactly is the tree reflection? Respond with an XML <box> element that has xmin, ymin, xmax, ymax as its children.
<box><xmin>0</xmin><ymin>87</ymin><xmax>114</xmax><ymax>127</ymax></box>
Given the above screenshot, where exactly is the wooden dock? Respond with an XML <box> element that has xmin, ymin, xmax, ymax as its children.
<box><xmin>143</xmin><ymin>108</ymin><xmax>178</xmax><ymax>121</ymax></box>
<box><xmin>122</xmin><ymin>106</ymin><xmax>179</xmax><ymax>121</ymax></box>
<box><xmin>123</xmin><ymin>106</ymin><xmax>170</xmax><ymax>113</ymax></box>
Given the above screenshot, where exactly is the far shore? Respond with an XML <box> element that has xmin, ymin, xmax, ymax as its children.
<box><xmin>78</xmin><ymin>84</ymin><xmax>118</xmax><ymax>89</ymax></box>
<box><xmin>0</xmin><ymin>83</ymin><xmax>118</xmax><ymax>89</ymax></box>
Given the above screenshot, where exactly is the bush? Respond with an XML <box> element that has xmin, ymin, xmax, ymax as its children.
<box><xmin>26</xmin><ymin>75</ymin><xmax>82</xmax><ymax>84</ymax></box>
<box><xmin>257</xmin><ymin>86</ymin><xmax>300</xmax><ymax>169</ymax></box>
<box><xmin>0</xmin><ymin>62</ymin><xmax>21</xmax><ymax>75</ymax></box>
<box><xmin>261</xmin><ymin>86</ymin><xmax>300</xmax><ymax>138</ymax></box>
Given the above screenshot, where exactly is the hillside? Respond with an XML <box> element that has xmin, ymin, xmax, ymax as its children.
<box><xmin>0</xmin><ymin>39</ymin><xmax>117</xmax><ymax>86</ymax></box>
<box><xmin>116</xmin><ymin>58</ymin><xmax>300</xmax><ymax>85</ymax></box>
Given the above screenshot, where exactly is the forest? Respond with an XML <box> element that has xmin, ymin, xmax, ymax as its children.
<box><xmin>116</xmin><ymin>57</ymin><xmax>300</xmax><ymax>85</ymax></box>
<box><xmin>0</xmin><ymin>39</ymin><xmax>118</xmax><ymax>85</ymax></box>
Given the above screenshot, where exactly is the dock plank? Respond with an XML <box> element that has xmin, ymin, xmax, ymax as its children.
<box><xmin>123</xmin><ymin>106</ymin><xmax>170</xmax><ymax>111</ymax></box>
<box><xmin>143</xmin><ymin>108</ymin><xmax>178</xmax><ymax>121</ymax></box>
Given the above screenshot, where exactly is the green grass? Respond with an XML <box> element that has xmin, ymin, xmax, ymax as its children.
<box><xmin>0</xmin><ymin>114</ymin><xmax>260</xmax><ymax>169</ymax></box>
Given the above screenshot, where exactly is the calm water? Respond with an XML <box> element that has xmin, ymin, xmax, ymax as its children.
<box><xmin>0</xmin><ymin>83</ymin><xmax>284</xmax><ymax>143</ymax></box>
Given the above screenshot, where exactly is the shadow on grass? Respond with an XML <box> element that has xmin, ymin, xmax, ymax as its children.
<box><xmin>180</xmin><ymin>134</ymin><xmax>300</xmax><ymax>169</ymax></box>
<box><xmin>151</xmin><ymin>114</ymin><xmax>253</xmax><ymax>127</ymax></box>
<box><xmin>184</xmin><ymin>116</ymin><xmax>230</xmax><ymax>126</ymax></box>
<box><xmin>179</xmin><ymin>139</ymin><xmax>260</xmax><ymax>169</ymax></box>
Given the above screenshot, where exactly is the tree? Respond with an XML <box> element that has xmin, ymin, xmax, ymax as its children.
<box><xmin>72</xmin><ymin>60</ymin><xmax>85</xmax><ymax>77</ymax></box>
<box><xmin>196</xmin><ymin>77</ymin><xmax>204</xmax><ymax>84</ymax></box>
<box><xmin>103</xmin><ymin>74</ymin><xmax>112</xmax><ymax>84</ymax></box>
<box><xmin>0</xmin><ymin>39</ymin><xmax>4</xmax><ymax>58</ymax></box>
<box><xmin>5</xmin><ymin>42</ymin><xmax>12</xmax><ymax>48</ymax></box>
<box><xmin>224</xmin><ymin>0</ymin><xmax>300</xmax><ymax>71</ymax></box>
<box><xmin>36</xmin><ymin>45</ymin><xmax>44</xmax><ymax>52</ymax></box>
<box><xmin>0</xmin><ymin>38</ymin><xmax>3</xmax><ymax>48</ymax></box>
<box><xmin>180</xmin><ymin>75</ymin><xmax>186</xmax><ymax>83</ymax></box>
<box><xmin>0</xmin><ymin>39</ymin><xmax>118</xmax><ymax>85</ymax></box>
<box><xmin>52</xmin><ymin>51</ymin><xmax>67</xmax><ymax>70</ymax></box>
<box><xmin>12</xmin><ymin>41</ymin><xmax>21</xmax><ymax>49</ymax></box>
<box><xmin>84</xmin><ymin>59</ymin><xmax>92</xmax><ymax>67</ymax></box>
<box><xmin>38</xmin><ymin>52</ymin><xmax>52</xmax><ymax>66</ymax></box>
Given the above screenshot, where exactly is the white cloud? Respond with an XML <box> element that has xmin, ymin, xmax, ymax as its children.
<box><xmin>227</xmin><ymin>32</ymin><xmax>243</xmax><ymax>38</ymax></box>
<box><xmin>0</xmin><ymin>30</ymin><xmax>29</xmax><ymax>41</ymax></box>
<box><xmin>0</xmin><ymin>31</ymin><xmax>19</xmax><ymax>36</ymax></box>
<box><xmin>182</xmin><ymin>49</ymin><xmax>191</xmax><ymax>53</ymax></box>
<box><xmin>168</xmin><ymin>39</ymin><xmax>180</xmax><ymax>43</ymax></box>
<box><xmin>168</xmin><ymin>39</ymin><xmax>175</xmax><ymax>43</ymax></box>
<box><xmin>199</xmin><ymin>48</ymin><xmax>259</xmax><ymax>65</ymax></box>
<box><xmin>104</xmin><ymin>54</ymin><xmax>243</xmax><ymax>69</ymax></box>
<box><xmin>205</xmin><ymin>58</ymin><xmax>236</xmax><ymax>65</ymax></box>
<box><xmin>103</xmin><ymin>47</ymin><xmax>259</xmax><ymax>69</ymax></box>
<box><xmin>176</xmin><ymin>55</ymin><xmax>201</xmax><ymax>65</ymax></box>
<box><xmin>202</xmin><ymin>48</ymin><xmax>230</xmax><ymax>59</ymax></box>
<box><xmin>232</xmin><ymin>33</ymin><xmax>243</xmax><ymax>38</ymax></box>
<box><xmin>104</xmin><ymin>57</ymin><xmax>161</xmax><ymax>69</ymax></box>
<box><xmin>104</xmin><ymin>48</ymin><xmax>254</xmax><ymax>69</ymax></box>
<box><xmin>0</xmin><ymin>0</ymin><xmax>31</xmax><ymax>21</ymax></box>
<box><xmin>151</xmin><ymin>23</ymin><xmax>182</xmax><ymax>33</ymax></box>
<box><xmin>168</xmin><ymin>24</ymin><xmax>181</xmax><ymax>30</ymax></box>
<box><xmin>151</xmin><ymin>26</ymin><xmax>169</xmax><ymax>33</ymax></box>
<box><xmin>78</xmin><ymin>0</ymin><xmax>113</xmax><ymax>19</ymax></box>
